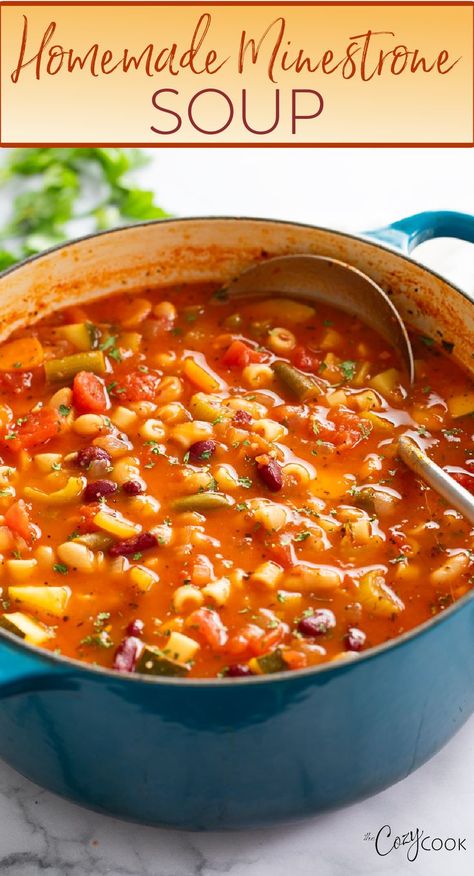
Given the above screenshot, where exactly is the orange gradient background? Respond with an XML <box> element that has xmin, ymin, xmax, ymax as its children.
<box><xmin>0</xmin><ymin>2</ymin><xmax>473</xmax><ymax>145</ymax></box>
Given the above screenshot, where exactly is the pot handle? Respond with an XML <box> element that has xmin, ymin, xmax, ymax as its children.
<box><xmin>0</xmin><ymin>637</ymin><xmax>72</xmax><ymax>698</ymax></box>
<box><xmin>364</xmin><ymin>211</ymin><xmax>474</xmax><ymax>255</ymax></box>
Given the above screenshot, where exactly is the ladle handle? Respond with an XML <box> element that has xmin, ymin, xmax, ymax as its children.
<box><xmin>365</xmin><ymin>211</ymin><xmax>474</xmax><ymax>255</ymax></box>
<box><xmin>398</xmin><ymin>435</ymin><xmax>474</xmax><ymax>526</ymax></box>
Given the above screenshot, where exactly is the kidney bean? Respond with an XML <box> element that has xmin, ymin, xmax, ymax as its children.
<box><xmin>224</xmin><ymin>663</ymin><xmax>253</xmax><ymax>677</ymax></box>
<box><xmin>232</xmin><ymin>409</ymin><xmax>252</xmax><ymax>427</ymax></box>
<box><xmin>83</xmin><ymin>479</ymin><xmax>118</xmax><ymax>503</ymax></box>
<box><xmin>188</xmin><ymin>439</ymin><xmax>217</xmax><ymax>464</ymax></box>
<box><xmin>113</xmin><ymin>636</ymin><xmax>143</xmax><ymax>672</ymax></box>
<box><xmin>298</xmin><ymin>609</ymin><xmax>336</xmax><ymax>637</ymax></box>
<box><xmin>109</xmin><ymin>531</ymin><xmax>158</xmax><ymax>557</ymax></box>
<box><xmin>345</xmin><ymin>627</ymin><xmax>367</xmax><ymax>652</ymax></box>
<box><xmin>126</xmin><ymin>618</ymin><xmax>145</xmax><ymax>637</ymax></box>
<box><xmin>76</xmin><ymin>445</ymin><xmax>112</xmax><ymax>470</ymax></box>
<box><xmin>122</xmin><ymin>479</ymin><xmax>145</xmax><ymax>496</ymax></box>
<box><xmin>257</xmin><ymin>459</ymin><xmax>283</xmax><ymax>492</ymax></box>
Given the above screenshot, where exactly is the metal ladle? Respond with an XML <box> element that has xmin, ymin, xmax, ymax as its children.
<box><xmin>227</xmin><ymin>254</ymin><xmax>474</xmax><ymax>525</ymax></box>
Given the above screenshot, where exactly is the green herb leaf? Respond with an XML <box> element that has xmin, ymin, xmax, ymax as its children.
<box><xmin>0</xmin><ymin>148</ymin><xmax>169</xmax><ymax>265</ymax></box>
<box><xmin>238</xmin><ymin>476</ymin><xmax>253</xmax><ymax>489</ymax></box>
<box><xmin>339</xmin><ymin>360</ymin><xmax>357</xmax><ymax>381</ymax></box>
<box><xmin>53</xmin><ymin>563</ymin><xmax>69</xmax><ymax>575</ymax></box>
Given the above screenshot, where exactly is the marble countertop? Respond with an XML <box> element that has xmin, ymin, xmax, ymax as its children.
<box><xmin>0</xmin><ymin>148</ymin><xmax>473</xmax><ymax>875</ymax></box>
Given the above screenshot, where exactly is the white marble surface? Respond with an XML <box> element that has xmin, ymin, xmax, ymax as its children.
<box><xmin>0</xmin><ymin>148</ymin><xmax>473</xmax><ymax>875</ymax></box>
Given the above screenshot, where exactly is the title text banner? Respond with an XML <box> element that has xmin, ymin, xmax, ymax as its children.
<box><xmin>1</xmin><ymin>2</ymin><xmax>473</xmax><ymax>145</ymax></box>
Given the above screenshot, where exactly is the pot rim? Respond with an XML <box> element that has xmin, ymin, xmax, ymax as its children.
<box><xmin>1</xmin><ymin>214</ymin><xmax>473</xmax><ymax>688</ymax></box>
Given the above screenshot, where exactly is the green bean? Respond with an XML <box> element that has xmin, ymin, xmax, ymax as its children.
<box><xmin>172</xmin><ymin>492</ymin><xmax>233</xmax><ymax>513</ymax></box>
<box><xmin>272</xmin><ymin>361</ymin><xmax>320</xmax><ymax>401</ymax></box>
<box><xmin>45</xmin><ymin>350</ymin><xmax>107</xmax><ymax>383</ymax></box>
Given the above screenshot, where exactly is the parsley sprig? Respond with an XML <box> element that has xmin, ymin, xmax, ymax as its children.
<box><xmin>0</xmin><ymin>148</ymin><xmax>169</xmax><ymax>269</ymax></box>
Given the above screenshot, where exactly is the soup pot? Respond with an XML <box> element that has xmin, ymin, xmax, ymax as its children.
<box><xmin>0</xmin><ymin>212</ymin><xmax>473</xmax><ymax>830</ymax></box>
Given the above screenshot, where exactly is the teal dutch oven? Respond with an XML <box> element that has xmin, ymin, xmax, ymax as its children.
<box><xmin>0</xmin><ymin>212</ymin><xmax>473</xmax><ymax>829</ymax></box>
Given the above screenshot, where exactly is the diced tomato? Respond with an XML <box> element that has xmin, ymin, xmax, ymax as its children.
<box><xmin>186</xmin><ymin>608</ymin><xmax>228</xmax><ymax>649</ymax></box>
<box><xmin>227</xmin><ymin>613</ymin><xmax>288</xmax><ymax>657</ymax></box>
<box><xmin>282</xmin><ymin>650</ymin><xmax>308</xmax><ymax>670</ymax></box>
<box><xmin>226</xmin><ymin>624</ymin><xmax>264</xmax><ymax>657</ymax></box>
<box><xmin>448</xmin><ymin>468</ymin><xmax>474</xmax><ymax>494</ymax></box>
<box><xmin>271</xmin><ymin>404</ymin><xmax>308</xmax><ymax>436</ymax></box>
<box><xmin>222</xmin><ymin>340</ymin><xmax>264</xmax><ymax>369</ymax></box>
<box><xmin>266</xmin><ymin>536</ymin><xmax>296</xmax><ymax>569</ymax></box>
<box><xmin>292</xmin><ymin>346</ymin><xmax>321</xmax><ymax>372</ymax></box>
<box><xmin>0</xmin><ymin>370</ymin><xmax>38</xmax><ymax>396</ymax></box>
<box><xmin>1</xmin><ymin>407</ymin><xmax>61</xmax><ymax>451</ymax></box>
<box><xmin>112</xmin><ymin>370</ymin><xmax>160</xmax><ymax>402</ymax></box>
<box><xmin>255</xmin><ymin>610</ymin><xmax>288</xmax><ymax>654</ymax></box>
<box><xmin>73</xmin><ymin>371</ymin><xmax>109</xmax><ymax>414</ymax></box>
<box><xmin>4</xmin><ymin>499</ymin><xmax>39</xmax><ymax>543</ymax></box>
<box><xmin>313</xmin><ymin>407</ymin><xmax>371</xmax><ymax>452</ymax></box>
<box><xmin>76</xmin><ymin>502</ymin><xmax>102</xmax><ymax>533</ymax></box>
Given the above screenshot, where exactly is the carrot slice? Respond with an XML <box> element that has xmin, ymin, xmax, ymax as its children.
<box><xmin>0</xmin><ymin>337</ymin><xmax>44</xmax><ymax>372</ymax></box>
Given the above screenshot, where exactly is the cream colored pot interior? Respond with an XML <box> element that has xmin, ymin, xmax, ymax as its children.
<box><xmin>1</xmin><ymin>218</ymin><xmax>472</xmax><ymax>375</ymax></box>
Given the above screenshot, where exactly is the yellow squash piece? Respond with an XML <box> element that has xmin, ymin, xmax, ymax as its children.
<box><xmin>56</xmin><ymin>323</ymin><xmax>98</xmax><ymax>352</ymax></box>
<box><xmin>243</xmin><ymin>298</ymin><xmax>315</xmax><ymax>324</ymax></box>
<box><xmin>8</xmin><ymin>585</ymin><xmax>71</xmax><ymax>618</ymax></box>
<box><xmin>165</xmin><ymin>631</ymin><xmax>200</xmax><ymax>663</ymax></box>
<box><xmin>447</xmin><ymin>392</ymin><xmax>474</xmax><ymax>419</ymax></box>
<box><xmin>94</xmin><ymin>507</ymin><xmax>141</xmax><ymax>539</ymax></box>
<box><xmin>129</xmin><ymin>564</ymin><xmax>159</xmax><ymax>592</ymax></box>
<box><xmin>25</xmin><ymin>476</ymin><xmax>86</xmax><ymax>505</ymax></box>
<box><xmin>369</xmin><ymin>368</ymin><xmax>402</xmax><ymax>399</ymax></box>
<box><xmin>0</xmin><ymin>611</ymin><xmax>54</xmax><ymax>645</ymax></box>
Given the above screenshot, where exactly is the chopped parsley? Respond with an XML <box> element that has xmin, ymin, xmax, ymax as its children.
<box><xmin>420</xmin><ymin>335</ymin><xmax>435</xmax><ymax>347</ymax></box>
<box><xmin>339</xmin><ymin>360</ymin><xmax>357</xmax><ymax>381</ymax></box>
<box><xmin>238</xmin><ymin>476</ymin><xmax>253</xmax><ymax>489</ymax></box>
<box><xmin>80</xmin><ymin>632</ymin><xmax>114</xmax><ymax>649</ymax></box>
<box><xmin>294</xmin><ymin>530</ymin><xmax>311</xmax><ymax>542</ymax></box>
<box><xmin>53</xmin><ymin>563</ymin><xmax>69</xmax><ymax>575</ymax></box>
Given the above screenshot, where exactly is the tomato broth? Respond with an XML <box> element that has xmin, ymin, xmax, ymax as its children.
<box><xmin>0</xmin><ymin>282</ymin><xmax>473</xmax><ymax>678</ymax></box>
